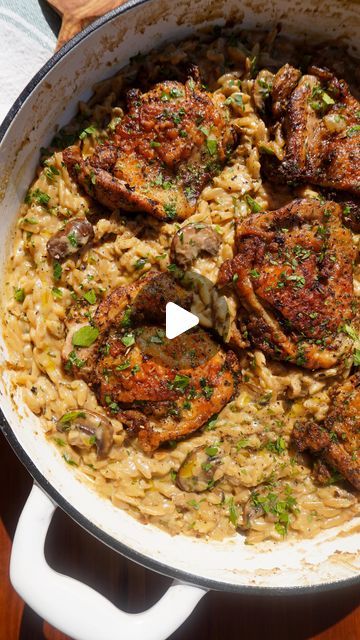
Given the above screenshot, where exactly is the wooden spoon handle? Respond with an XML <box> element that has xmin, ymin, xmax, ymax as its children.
<box><xmin>56</xmin><ymin>14</ymin><xmax>87</xmax><ymax>49</ymax></box>
<box><xmin>46</xmin><ymin>0</ymin><xmax>124</xmax><ymax>49</ymax></box>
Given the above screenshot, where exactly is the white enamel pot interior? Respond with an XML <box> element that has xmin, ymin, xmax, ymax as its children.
<box><xmin>0</xmin><ymin>1</ymin><xmax>360</xmax><ymax>638</ymax></box>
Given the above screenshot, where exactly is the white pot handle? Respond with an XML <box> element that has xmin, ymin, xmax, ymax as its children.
<box><xmin>10</xmin><ymin>483</ymin><xmax>207</xmax><ymax>640</ymax></box>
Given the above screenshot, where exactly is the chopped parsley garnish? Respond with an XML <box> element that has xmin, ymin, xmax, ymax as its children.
<box><xmin>309</xmin><ymin>86</ymin><xmax>335</xmax><ymax>113</ymax></box>
<box><xmin>198</xmin><ymin>124</ymin><xmax>209</xmax><ymax>137</ymax></box>
<box><xmin>64</xmin><ymin>350</ymin><xmax>85</xmax><ymax>370</ymax></box>
<box><xmin>266</xmin><ymin>436</ymin><xmax>286</xmax><ymax>455</ymax></box>
<box><xmin>245</xmin><ymin>194</ymin><xmax>262</xmax><ymax>213</ymax></box>
<box><xmin>204</xmin><ymin>415</ymin><xmax>218</xmax><ymax>431</ymax></box>
<box><xmin>63</xmin><ymin>453</ymin><xmax>78</xmax><ymax>466</ymax></box>
<box><xmin>116</xmin><ymin>360</ymin><xmax>131</xmax><ymax>371</ymax></box>
<box><xmin>295</xmin><ymin>348</ymin><xmax>307</xmax><ymax>367</ymax></box>
<box><xmin>293</xmin><ymin>245</ymin><xmax>311</xmax><ymax>261</ymax></box>
<box><xmin>224</xmin><ymin>93</ymin><xmax>244</xmax><ymax>110</ymax></box>
<box><xmin>68</xmin><ymin>232</ymin><xmax>78</xmax><ymax>247</ymax></box>
<box><xmin>59</xmin><ymin>410</ymin><xmax>86</xmax><ymax>424</ymax></box>
<box><xmin>228</xmin><ymin>497</ymin><xmax>239</xmax><ymax>526</ymax></box>
<box><xmin>54</xmin><ymin>437</ymin><xmax>66</xmax><ymax>447</ymax></box>
<box><xmin>286</xmin><ymin>274</ymin><xmax>305</xmax><ymax>288</ymax></box>
<box><xmin>170</xmin><ymin>373</ymin><xmax>190</xmax><ymax>392</ymax></box>
<box><xmin>72</xmin><ymin>325</ymin><xmax>99</xmax><ymax>347</ymax></box>
<box><xmin>44</xmin><ymin>164</ymin><xmax>60</xmax><ymax>180</ymax></box>
<box><xmin>206</xmin><ymin>137</ymin><xmax>218</xmax><ymax>156</ymax></box>
<box><xmin>167</xmin><ymin>263</ymin><xmax>184</xmax><ymax>279</ymax></box>
<box><xmin>51</xmin><ymin>287</ymin><xmax>63</xmax><ymax>300</ymax></box>
<box><xmin>108</xmin><ymin>116</ymin><xmax>122</xmax><ymax>131</ymax></box>
<box><xmin>14</xmin><ymin>287</ymin><xmax>25</xmax><ymax>303</ymax></box>
<box><xmin>134</xmin><ymin>257</ymin><xmax>148</xmax><ymax>270</ymax></box>
<box><xmin>121</xmin><ymin>333</ymin><xmax>135</xmax><ymax>347</ymax></box>
<box><xmin>341</xmin><ymin>324</ymin><xmax>358</xmax><ymax>341</ymax></box>
<box><xmin>121</xmin><ymin>307</ymin><xmax>132</xmax><ymax>328</ymax></box>
<box><xmin>25</xmin><ymin>188</ymin><xmax>50</xmax><ymax>207</ymax></box>
<box><xmin>200</xmin><ymin>378</ymin><xmax>213</xmax><ymax>399</ymax></box>
<box><xmin>188</xmin><ymin>499</ymin><xmax>200</xmax><ymax>510</ymax></box>
<box><xmin>79</xmin><ymin>125</ymin><xmax>97</xmax><ymax>140</ymax></box>
<box><xmin>236</xmin><ymin>438</ymin><xmax>249</xmax><ymax>451</ymax></box>
<box><xmin>53</xmin><ymin>261</ymin><xmax>62</xmax><ymax>281</ymax></box>
<box><xmin>83</xmin><ymin>289</ymin><xmax>96</xmax><ymax>304</ymax></box>
<box><xmin>257</xmin><ymin>77</ymin><xmax>273</xmax><ymax>99</ymax></box>
<box><xmin>250</xmin><ymin>484</ymin><xmax>298</xmax><ymax>536</ymax></box>
<box><xmin>169</xmin><ymin>87</ymin><xmax>184</xmax><ymax>99</ymax></box>
<box><xmin>104</xmin><ymin>395</ymin><xmax>120</xmax><ymax>413</ymax></box>
<box><xmin>249</xmin><ymin>269</ymin><xmax>260</xmax><ymax>278</ymax></box>
<box><xmin>347</xmin><ymin>125</ymin><xmax>360</xmax><ymax>137</ymax></box>
<box><xmin>250</xmin><ymin>56</ymin><xmax>257</xmax><ymax>78</ymax></box>
<box><xmin>19</xmin><ymin>216</ymin><xmax>38</xmax><ymax>225</ymax></box>
<box><xmin>131</xmin><ymin>364</ymin><xmax>141</xmax><ymax>375</ymax></box>
<box><xmin>205</xmin><ymin>445</ymin><xmax>218</xmax><ymax>457</ymax></box>
<box><xmin>164</xmin><ymin>202</ymin><xmax>177</xmax><ymax>219</ymax></box>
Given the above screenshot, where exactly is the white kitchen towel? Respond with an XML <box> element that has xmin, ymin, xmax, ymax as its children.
<box><xmin>0</xmin><ymin>0</ymin><xmax>57</xmax><ymax>123</ymax></box>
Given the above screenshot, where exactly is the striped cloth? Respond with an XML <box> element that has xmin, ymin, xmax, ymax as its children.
<box><xmin>0</xmin><ymin>0</ymin><xmax>57</xmax><ymax>122</ymax></box>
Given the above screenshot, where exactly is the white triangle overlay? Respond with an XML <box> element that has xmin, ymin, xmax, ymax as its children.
<box><xmin>165</xmin><ymin>302</ymin><xmax>199</xmax><ymax>339</ymax></box>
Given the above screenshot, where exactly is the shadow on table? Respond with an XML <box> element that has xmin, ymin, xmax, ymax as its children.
<box><xmin>1</xmin><ymin>433</ymin><xmax>359</xmax><ymax>640</ymax></box>
<box><xmin>38</xmin><ymin>0</ymin><xmax>62</xmax><ymax>38</ymax></box>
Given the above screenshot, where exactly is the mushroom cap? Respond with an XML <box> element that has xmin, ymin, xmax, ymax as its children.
<box><xmin>170</xmin><ymin>223</ymin><xmax>220</xmax><ymax>269</ymax></box>
<box><xmin>47</xmin><ymin>218</ymin><xmax>94</xmax><ymax>261</ymax></box>
<box><xmin>176</xmin><ymin>444</ymin><xmax>223</xmax><ymax>492</ymax></box>
<box><xmin>57</xmin><ymin>408</ymin><xmax>114</xmax><ymax>458</ymax></box>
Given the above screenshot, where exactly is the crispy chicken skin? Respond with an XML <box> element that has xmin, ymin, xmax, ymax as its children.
<box><xmin>292</xmin><ymin>374</ymin><xmax>360</xmax><ymax>490</ymax></box>
<box><xmin>63</xmin><ymin>71</ymin><xmax>236</xmax><ymax>221</ymax></box>
<box><xmin>264</xmin><ymin>64</ymin><xmax>360</xmax><ymax>193</ymax></box>
<box><xmin>62</xmin><ymin>272</ymin><xmax>238</xmax><ymax>452</ymax></box>
<box><xmin>218</xmin><ymin>198</ymin><xmax>355</xmax><ymax>369</ymax></box>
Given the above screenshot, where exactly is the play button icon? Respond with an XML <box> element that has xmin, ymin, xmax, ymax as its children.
<box><xmin>166</xmin><ymin>302</ymin><xmax>199</xmax><ymax>339</ymax></box>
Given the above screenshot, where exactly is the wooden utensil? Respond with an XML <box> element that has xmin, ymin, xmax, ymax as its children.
<box><xmin>46</xmin><ymin>0</ymin><xmax>125</xmax><ymax>50</ymax></box>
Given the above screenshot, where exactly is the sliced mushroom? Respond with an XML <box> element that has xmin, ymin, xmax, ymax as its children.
<box><xmin>170</xmin><ymin>223</ymin><xmax>220</xmax><ymax>270</ymax></box>
<box><xmin>252</xmin><ymin>69</ymin><xmax>275</xmax><ymax>112</ymax></box>
<box><xmin>47</xmin><ymin>218</ymin><xmax>94</xmax><ymax>260</ymax></box>
<box><xmin>176</xmin><ymin>444</ymin><xmax>222</xmax><ymax>492</ymax></box>
<box><xmin>57</xmin><ymin>409</ymin><xmax>113</xmax><ymax>458</ymax></box>
<box><xmin>241</xmin><ymin>495</ymin><xmax>264</xmax><ymax>529</ymax></box>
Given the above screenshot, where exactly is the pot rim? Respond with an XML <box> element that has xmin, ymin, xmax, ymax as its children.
<box><xmin>0</xmin><ymin>0</ymin><xmax>359</xmax><ymax>595</ymax></box>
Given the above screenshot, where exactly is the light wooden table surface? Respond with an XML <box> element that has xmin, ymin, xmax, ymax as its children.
<box><xmin>1</xmin><ymin>432</ymin><xmax>359</xmax><ymax>640</ymax></box>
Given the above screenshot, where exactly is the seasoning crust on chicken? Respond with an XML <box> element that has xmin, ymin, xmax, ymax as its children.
<box><xmin>218</xmin><ymin>198</ymin><xmax>355</xmax><ymax>370</ymax></box>
<box><xmin>62</xmin><ymin>272</ymin><xmax>238</xmax><ymax>452</ymax></box>
<box><xmin>292</xmin><ymin>373</ymin><xmax>360</xmax><ymax>490</ymax></box>
<box><xmin>63</xmin><ymin>71</ymin><xmax>236</xmax><ymax>221</ymax></box>
<box><xmin>264</xmin><ymin>64</ymin><xmax>360</xmax><ymax>193</ymax></box>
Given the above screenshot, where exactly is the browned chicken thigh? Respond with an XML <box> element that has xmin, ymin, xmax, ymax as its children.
<box><xmin>63</xmin><ymin>71</ymin><xmax>236</xmax><ymax>221</ymax></box>
<box><xmin>62</xmin><ymin>272</ymin><xmax>238</xmax><ymax>452</ymax></box>
<box><xmin>292</xmin><ymin>373</ymin><xmax>360</xmax><ymax>490</ymax></box>
<box><xmin>264</xmin><ymin>64</ymin><xmax>360</xmax><ymax>194</ymax></box>
<box><xmin>218</xmin><ymin>198</ymin><xmax>355</xmax><ymax>369</ymax></box>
